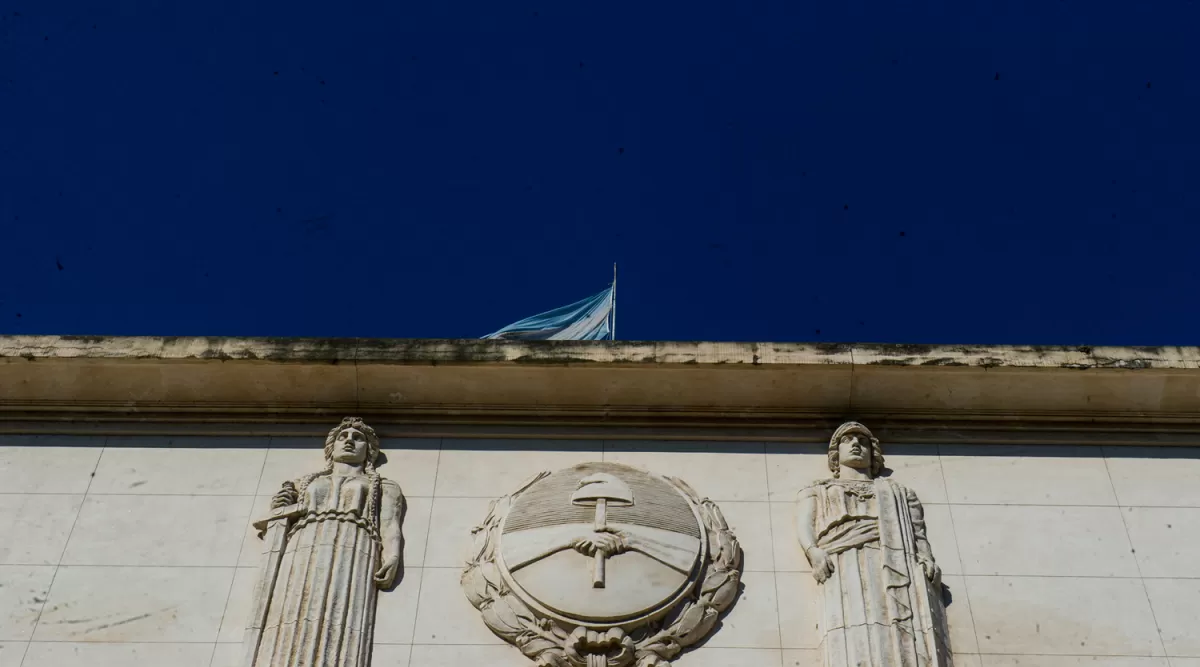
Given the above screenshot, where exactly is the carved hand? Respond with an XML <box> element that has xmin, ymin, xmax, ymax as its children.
<box><xmin>271</xmin><ymin>481</ymin><xmax>298</xmax><ymax>509</ymax></box>
<box><xmin>571</xmin><ymin>530</ymin><xmax>629</xmax><ymax>557</ymax></box>
<box><xmin>807</xmin><ymin>547</ymin><xmax>835</xmax><ymax>584</ymax></box>
<box><xmin>375</xmin><ymin>555</ymin><xmax>400</xmax><ymax>589</ymax></box>
<box><xmin>919</xmin><ymin>558</ymin><xmax>942</xmax><ymax>585</ymax></box>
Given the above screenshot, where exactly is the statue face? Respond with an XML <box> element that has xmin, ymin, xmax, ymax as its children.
<box><xmin>837</xmin><ymin>432</ymin><xmax>873</xmax><ymax>472</ymax></box>
<box><xmin>332</xmin><ymin>426</ymin><xmax>369</xmax><ymax>464</ymax></box>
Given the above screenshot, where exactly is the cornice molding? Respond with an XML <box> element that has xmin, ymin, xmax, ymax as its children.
<box><xmin>3</xmin><ymin>336</ymin><xmax>1199</xmax><ymax>435</ymax></box>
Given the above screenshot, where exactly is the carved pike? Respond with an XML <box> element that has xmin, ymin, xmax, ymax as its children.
<box><xmin>571</xmin><ymin>473</ymin><xmax>634</xmax><ymax>588</ymax></box>
<box><xmin>242</xmin><ymin>483</ymin><xmax>303</xmax><ymax>667</ymax></box>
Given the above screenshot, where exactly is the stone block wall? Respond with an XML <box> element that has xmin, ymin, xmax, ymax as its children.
<box><xmin>0</xmin><ymin>434</ymin><xmax>1197</xmax><ymax>667</ymax></box>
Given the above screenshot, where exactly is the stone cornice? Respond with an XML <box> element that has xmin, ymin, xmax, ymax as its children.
<box><xmin>3</xmin><ymin>336</ymin><xmax>1200</xmax><ymax>436</ymax></box>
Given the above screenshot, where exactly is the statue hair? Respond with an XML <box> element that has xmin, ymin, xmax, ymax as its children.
<box><xmin>294</xmin><ymin>417</ymin><xmax>384</xmax><ymax>531</ymax></box>
<box><xmin>828</xmin><ymin>421</ymin><xmax>885</xmax><ymax>478</ymax></box>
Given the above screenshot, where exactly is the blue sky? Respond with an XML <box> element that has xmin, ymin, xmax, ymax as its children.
<box><xmin>2</xmin><ymin>1</ymin><xmax>1198</xmax><ymax>343</ymax></box>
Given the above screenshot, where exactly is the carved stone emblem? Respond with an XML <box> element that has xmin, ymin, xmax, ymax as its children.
<box><xmin>796</xmin><ymin>422</ymin><xmax>952</xmax><ymax>667</ymax></box>
<box><xmin>463</xmin><ymin>462</ymin><xmax>742</xmax><ymax>667</ymax></box>
<box><xmin>242</xmin><ymin>417</ymin><xmax>404</xmax><ymax>667</ymax></box>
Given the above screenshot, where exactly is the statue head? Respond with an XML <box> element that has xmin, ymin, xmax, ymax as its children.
<box><xmin>828</xmin><ymin>421</ymin><xmax>884</xmax><ymax>478</ymax></box>
<box><xmin>324</xmin><ymin>417</ymin><xmax>381</xmax><ymax>468</ymax></box>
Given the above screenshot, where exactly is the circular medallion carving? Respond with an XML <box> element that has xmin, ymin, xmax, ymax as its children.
<box><xmin>462</xmin><ymin>462</ymin><xmax>742</xmax><ymax>667</ymax></box>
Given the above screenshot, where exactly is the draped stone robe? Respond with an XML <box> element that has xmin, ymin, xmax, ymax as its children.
<box><xmin>251</xmin><ymin>474</ymin><xmax>397</xmax><ymax>667</ymax></box>
<box><xmin>801</xmin><ymin>478</ymin><xmax>951</xmax><ymax>667</ymax></box>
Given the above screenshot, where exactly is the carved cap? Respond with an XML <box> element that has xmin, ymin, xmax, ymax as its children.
<box><xmin>829</xmin><ymin>421</ymin><xmax>875</xmax><ymax>449</ymax></box>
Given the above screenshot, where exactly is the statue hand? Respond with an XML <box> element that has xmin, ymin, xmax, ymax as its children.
<box><xmin>920</xmin><ymin>558</ymin><xmax>942</xmax><ymax>585</ymax></box>
<box><xmin>807</xmin><ymin>547</ymin><xmax>835</xmax><ymax>584</ymax></box>
<box><xmin>375</xmin><ymin>555</ymin><xmax>400</xmax><ymax>589</ymax></box>
<box><xmin>271</xmin><ymin>481</ymin><xmax>298</xmax><ymax>509</ymax></box>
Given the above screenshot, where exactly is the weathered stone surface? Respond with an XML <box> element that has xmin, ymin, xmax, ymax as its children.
<box><xmin>940</xmin><ymin>445</ymin><xmax>1118</xmax><ymax>505</ymax></box>
<box><xmin>773</xmin><ymin>571</ymin><xmax>822</xmax><ymax>649</ymax></box>
<box><xmin>62</xmin><ymin>495</ymin><xmax>250</xmax><ymax>566</ymax></box>
<box><xmin>0</xmin><ymin>566</ymin><xmax>55</xmax><ymax>641</ymax></box>
<box><xmin>368</xmin><ymin>644</ymin><xmax>413</xmax><ymax>667</ymax></box>
<box><xmin>423</xmin><ymin>497</ymin><xmax>493</xmax><ymax>567</ymax></box>
<box><xmin>605</xmin><ymin>441</ymin><xmax>770</xmax><ymax>502</ymax></box>
<box><xmin>7</xmin><ymin>336</ymin><xmax>1200</xmax><ymax>431</ymax></box>
<box><xmin>979</xmin><ymin>657</ymin><xmax>1169</xmax><ymax>667</ymax></box>
<box><xmin>372</xmin><ymin>566</ymin><xmax>423</xmax><ymax>645</ymax></box>
<box><xmin>434</xmin><ymin>440</ymin><xmax>601</xmax><ymax>498</ymax></box>
<box><xmin>407</xmin><ymin>644</ymin><xmax>528</xmax><ymax>667</ymax></box>
<box><xmin>1123</xmin><ymin>507</ymin><xmax>1200</xmax><ymax>578</ymax></box>
<box><xmin>1105</xmin><ymin>446</ymin><xmax>1200</xmax><ymax>506</ymax></box>
<box><xmin>0</xmin><ymin>494</ymin><xmax>84</xmax><ymax>565</ymax></box>
<box><xmin>715</xmin><ymin>501</ymin><xmax>775</xmax><ymax>572</ymax></box>
<box><xmin>462</xmin><ymin>461</ymin><xmax>743</xmax><ymax>665</ymax></box>
<box><xmin>33</xmin><ymin>565</ymin><xmax>231</xmax><ymax>642</ymax></box>
<box><xmin>0</xmin><ymin>437</ymin><xmax>103</xmax><ymax>494</ymax></box>
<box><xmin>416</xmin><ymin>568</ymin><xmax>503</xmax><ymax>645</ymax></box>
<box><xmin>209</xmin><ymin>644</ymin><xmax>244</xmax><ymax>667</ymax></box>
<box><xmin>951</xmin><ymin>505</ymin><xmax>1137</xmax><ymax>577</ymax></box>
<box><xmin>675</xmin><ymin>647</ymin><xmax>785</xmax><ymax>667</ymax></box>
<box><xmin>939</xmin><ymin>575</ymin><xmax>979</xmax><ymax>654</ymax></box>
<box><xmin>1142</xmin><ymin>578</ymin><xmax>1200</xmax><ymax>656</ymax></box>
<box><xmin>20</xmin><ymin>642</ymin><xmax>215</xmax><ymax>667</ymax></box>
<box><xmin>966</xmin><ymin>576</ymin><xmax>1163</xmax><ymax>656</ymax></box>
<box><xmin>0</xmin><ymin>642</ymin><xmax>24</xmax><ymax>667</ymax></box>
<box><xmin>88</xmin><ymin>440</ymin><xmax>266</xmax><ymax>495</ymax></box>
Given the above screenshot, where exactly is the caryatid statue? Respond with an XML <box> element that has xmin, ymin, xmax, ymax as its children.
<box><xmin>242</xmin><ymin>417</ymin><xmax>404</xmax><ymax>667</ymax></box>
<box><xmin>796</xmin><ymin>422</ymin><xmax>951</xmax><ymax>667</ymax></box>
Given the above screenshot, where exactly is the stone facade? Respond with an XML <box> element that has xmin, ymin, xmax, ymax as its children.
<box><xmin>1</xmin><ymin>432</ymin><xmax>1196</xmax><ymax>667</ymax></box>
<box><xmin>1</xmin><ymin>336</ymin><xmax>1198</xmax><ymax>667</ymax></box>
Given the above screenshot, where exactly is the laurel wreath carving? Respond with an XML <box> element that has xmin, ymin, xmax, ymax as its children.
<box><xmin>461</xmin><ymin>472</ymin><xmax>743</xmax><ymax>667</ymax></box>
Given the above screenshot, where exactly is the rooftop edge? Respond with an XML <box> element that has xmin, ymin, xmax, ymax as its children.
<box><xmin>2</xmin><ymin>335</ymin><xmax>1197</xmax><ymax>370</ymax></box>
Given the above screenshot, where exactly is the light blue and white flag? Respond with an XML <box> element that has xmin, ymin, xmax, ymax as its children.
<box><xmin>482</xmin><ymin>285</ymin><xmax>615</xmax><ymax>340</ymax></box>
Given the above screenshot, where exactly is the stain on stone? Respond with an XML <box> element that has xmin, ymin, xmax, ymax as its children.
<box><xmin>869</xmin><ymin>358</ymin><xmax>914</xmax><ymax>366</ymax></box>
<box><xmin>879</xmin><ymin>344</ymin><xmax>939</xmax><ymax>356</ymax></box>
<box><xmin>920</xmin><ymin>358</ymin><xmax>968</xmax><ymax>366</ymax></box>
<box><xmin>511</xmin><ymin>355</ymin><xmax>597</xmax><ymax>364</ymax></box>
<box><xmin>813</xmin><ymin>343</ymin><xmax>852</xmax><ymax>355</ymax></box>
<box><xmin>57</xmin><ymin>336</ymin><xmax>110</xmax><ymax>344</ymax></box>
<box><xmin>80</xmin><ymin>611</ymin><xmax>158</xmax><ymax>634</ymax></box>
<box><xmin>1097</xmin><ymin>358</ymin><xmax>1152</xmax><ymax>370</ymax></box>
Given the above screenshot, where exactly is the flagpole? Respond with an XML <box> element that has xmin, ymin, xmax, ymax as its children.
<box><xmin>611</xmin><ymin>262</ymin><xmax>617</xmax><ymax>341</ymax></box>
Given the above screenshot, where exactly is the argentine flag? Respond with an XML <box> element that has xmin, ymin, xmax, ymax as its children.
<box><xmin>482</xmin><ymin>284</ymin><xmax>615</xmax><ymax>341</ymax></box>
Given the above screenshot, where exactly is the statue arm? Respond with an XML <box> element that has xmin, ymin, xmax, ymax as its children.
<box><xmin>795</xmin><ymin>487</ymin><xmax>820</xmax><ymax>554</ymax></box>
<box><xmin>797</xmin><ymin>486</ymin><xmax>834</xmax><ymax>583</ymax></box>
<box><xmin>375</xmin><ymin>480</ymin><xmax>404</xmax><ymax>589</ymax></box>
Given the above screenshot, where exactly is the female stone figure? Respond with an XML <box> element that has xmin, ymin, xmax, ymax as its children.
<box><xmin>796</xmin><ymin>422</ymin><xmax>951</xmax><ymax>667</ymax></box>
<box><xmin>243</xmin><ymin>417</ymin><xmax>404</xmax><ymax>667</ymax></box>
